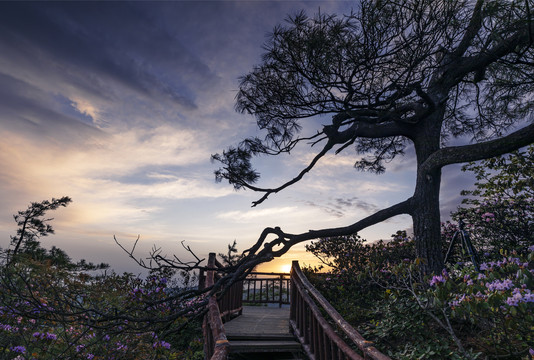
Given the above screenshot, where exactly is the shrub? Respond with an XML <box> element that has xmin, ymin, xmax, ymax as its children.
<box><xmin>305</xmin><ymin>230</ymin><xmax>415</xmax><ymax>274</ymax></box>
<box><xmin>0</xmin><ymin>257</ymin><xmax>202</xmax><ymax>359</ymax></box>
<box><xmin>306</xmin><ymin>225</ymin><xmax>534</xmax><ymax>359</ymax></box>
<box><xmin>451</xmin><ymin>146</ymin><xmax>534</xmax><ymax>259</ymax></box>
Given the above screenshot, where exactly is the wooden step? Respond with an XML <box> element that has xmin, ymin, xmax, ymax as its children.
<box><xmin>229</xmin><ymin>340</ymin><xmax>302</xmax><ymax>353</ymax></box>
<box><xmin>227</xmin><ymin>333</ymin><xmax>295</xmax><ymax>341</ymax></box>
<box><xmin>229</xmin><ymin>353</ymin><xmax>303</xmax><ymax>360</ymax></box>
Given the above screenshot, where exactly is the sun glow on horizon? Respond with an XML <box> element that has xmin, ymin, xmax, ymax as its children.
<box><xmin>281</xmin><ymin>264</ymin><xmax>292</xmax><ymax>273</ymax></box>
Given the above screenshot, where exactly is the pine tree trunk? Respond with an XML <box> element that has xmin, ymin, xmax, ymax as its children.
<box><xmin>413</xmin><ymin>165</ymin><xmax>444</xmax><ymax>274</ymax></box>
<box><xmin>412</xmin><ymin>109</ymin><xmax>446</xmax><ymax>274</ymax></box>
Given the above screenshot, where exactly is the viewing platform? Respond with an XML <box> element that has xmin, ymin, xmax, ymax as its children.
<box><xmin>225</xmin><ymin>306</ymin><xmax>301</xmax><ymax>359</ymax></box>
<box><xmin>201</xmin><ymin>254</ymin><xmax>391</xmax><ymax>360</ymax></box>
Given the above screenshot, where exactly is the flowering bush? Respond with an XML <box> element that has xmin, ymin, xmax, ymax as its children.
<box><xmin>0</xmin><ymin>258</ymin><xmax>203</xmax><ymax>359</ymax></box>
<box><xmin>0</xmin><ymin>196</ymin><xmax>208</xmax><ymax>359</ymax></box>
<box><xmin>429</xmin><ymin>249</ymin><xmax>534</xmax><ymax>357</ymax></box>
<box><xmin>307</xmin><ymin>229</ymin><xmax>534</xmax><ymax>358</ymax></box>
<box><xmin>451</xmin><ymin>146</ymin><xmax>534</xmax><ymax>258</ymax></box>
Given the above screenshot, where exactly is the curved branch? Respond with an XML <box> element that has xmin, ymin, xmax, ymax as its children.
<box><xmin>246</xmin><ymin>140</ymin><xmax>336</xmax><ymax>207</ymax></box>
<box><xmin>421</xmin><ymin>122</ymin><xmax>534</xmax><ymax>172</ymax></box>
<box><xmin>242</xmin><ymin>197</ymin><xmax>414</xmax><ymax>263</ymax></box>
<box><xmin>246</xmin><ymin>118</ymin><xmax>413</xmax><ymax>206</ymax></box>
<box><xmin>443</xmin><ymin>22</ymin><xmax>534</xmax><ymax>88</ymax></box>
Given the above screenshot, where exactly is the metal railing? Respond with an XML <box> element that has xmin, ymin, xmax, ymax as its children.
<box><xmin>290</xmin><ymin>261</ymin><xmax>391</xmax><ymax>360</ymax></box>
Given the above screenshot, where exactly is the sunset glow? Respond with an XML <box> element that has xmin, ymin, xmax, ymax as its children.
<box><xmin>0</xmin><ymin>1</ymin><xmax>472</xmax><ymax>275</ymax></box>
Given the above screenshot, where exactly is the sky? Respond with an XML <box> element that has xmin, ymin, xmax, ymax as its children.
<box><xmin>0</xmin><ymin>1</ymin><xmax>478</xmax><ymax>275</ymax></box>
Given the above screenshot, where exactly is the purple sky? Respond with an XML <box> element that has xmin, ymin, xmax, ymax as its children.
<box><xmin>0</xmin><ymin>1</ymin><xmax>477</xmax><ymax>274</ymax></box>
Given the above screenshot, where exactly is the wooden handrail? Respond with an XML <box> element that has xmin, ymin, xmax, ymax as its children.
<box><xmin>201</xmin><ymin>255</ymin><xmax>390</xmax><ymax>360</ymax></box>
<box><xmin>290</xmin><ymin>261</ymin><xmax>391</xmax><ymax>360</ymax></box>
<box><xmin>202</xmin><ymin>253</ymin><xmax>231</xmax><ymax>360</ymax></box>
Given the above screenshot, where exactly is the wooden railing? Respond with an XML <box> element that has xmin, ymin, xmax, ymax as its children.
<box><xmin>290</xmin><ymin>261</ymin><xmax>391</xmax><ymax>360</ymax></box>
<box><xmin>242</xmin><ymin>272</ymin><xmax>290</xmax><ymax>307</ymax></box>
<box><xmin>201</xmin><ymin>253</ymin><xmax>234</xmax><ymax>360</ymax></box>
<box><xmin>201</xmin><ymin>255</ymin><xmax>390</xmax><ymax>360</ymax></box>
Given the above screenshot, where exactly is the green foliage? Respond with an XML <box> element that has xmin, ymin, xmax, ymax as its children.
<box><xmin>9</xmin><ymin>196</ymin><xmax>72</xmax><ymax>258</ymax></box>
<box><xmin>452</xmin><ymin>146</ymin><xmax>534</xmax><ymax>258</ymax></box>
<box><xmin>306</xmin><ymin>229</ymin><xmax>534</xmax><ymax>359</ymax></box>
<box><xmin>4</xmin><ymin>197</ymin><xmax>107</xmax><ymax>271</ymax></box>
<box><xmin>0</xmin><ymin>199</ymin><xmax>204</xmax><ymax>359</ymax></box>
<box><xmin>218</xmin><ymin>240</ymin><xmax>244</xmax><ymax>267</ymax></box>
<box><xmin>305</xmin><ymin>231</ymin><xmax>415</xmax><ymax>274</ymax></box>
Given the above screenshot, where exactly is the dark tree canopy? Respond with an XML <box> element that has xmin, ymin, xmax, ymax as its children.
<box><xmin>213</xmin><ymin>0</ymin><xmax>534</xmax><ymax>273</ymax></box>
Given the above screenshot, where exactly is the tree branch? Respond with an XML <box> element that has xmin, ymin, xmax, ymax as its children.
<box><xmin>243</xmin><ymin>116</ymin><xmax>413</xmax><ymax>206</ymax></box>
<box><xmin>242</xmin><ymin>197</ymin><xmax>414</xmax><ymax>262</ymax></box>
<box><xmin>246</xmin><ymin>139</ymin><xmax>336</xmax><ymax>206</ymax></box>
<box><xmin>452</xmin><ymin>0</ymin><xmax>484</xmax><ymax>58</ymax></box>
<box><xmin>421</xmin><ymin>122</ymin><xmax>534</xmax><ymax>172</ymax></box>
<box><xmin>443</xmin><ymin>22</ymin><xmax>534</xmax><ymax>88</ymax></box>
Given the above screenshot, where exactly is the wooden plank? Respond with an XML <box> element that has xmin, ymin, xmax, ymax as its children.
<box><xmin>229</xmin><ymin>340</ymin><xmax>302</xmax><ymax>353</ymax></box>
<box><xmin>225</xmin><ymin>306</ymin><xmax>301</xmax><ymax>355</ymax></box>
<box><xmin>225</xmin><ymin>306</ymin><xmax>292</xmax><ymax>338</ymax></box>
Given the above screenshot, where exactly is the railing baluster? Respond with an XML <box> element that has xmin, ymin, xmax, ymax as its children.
<box><xmin>325</xmin><ymin>331</ymin><xmax>332</xmax><ymax>360</ymax></box>
<box><xmin>317</xmin><ymin>312</ymin><xmax>323</xmax><ymax>357</ymax></box>
<box><xmin>303</xmin><ymin>305</ymin><xmax>309</xmax><ymax>349</ymax></box>
<box><xmin>252</xmin><ymin>278</ymin><xmax>256</xmax><ymax>302</ymax></box>
<box><xmin>312</xmin><ymin>313</ymin><xmax>318</xmax><ymax>357</ymax></box>
<box><xmin>305</xmin><ymin>297</ymin><xmax>308</xmax><ymax>344</ymax></box>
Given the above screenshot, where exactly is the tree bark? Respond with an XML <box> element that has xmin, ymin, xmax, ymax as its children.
<box><xmin>413</xmin><ymin>165</ymin><xmax>444</xmax><ymax>273</ymax></box>
<box><xmin>412</xmin><ymin>108</ymin><xmax>445</xmax><ymax>273</ymax></box>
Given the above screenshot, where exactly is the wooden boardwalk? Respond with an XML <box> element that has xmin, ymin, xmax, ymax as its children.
<box><xmin>224</xmin><ymin>306</ymin><xmax>302</xmax><ymax>359</ymax></box>
<box><xmin>202</xmin><ymin>256</ymin><xmax>390</xmax><ymax>360</ymax></box>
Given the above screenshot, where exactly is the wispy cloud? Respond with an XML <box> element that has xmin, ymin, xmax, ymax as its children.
<box><xmin>216</xmin><ymin>206</ymin><xmax>299</xmax><ymax>223</ymax></box>
<box><xmin>301</xmin><ymin>196</ymin><xmax>380</xmax><ymax>218</ymax></box>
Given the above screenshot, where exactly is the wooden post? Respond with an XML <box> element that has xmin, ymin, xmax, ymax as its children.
<box><xmin>198</xmin><ymin>269</ymin><xmax>206</xmax><ymax>291</ymax></box>
<box><xmin>290</xmin><ymin>261</ymin><xmax>298</xmax><ymax>321</ymax></box>
<box><xmin>203</xmin><ymin>253</ymin><xmax>230</xmax><ymax>360</ymax></box>
<box><xmin>278</xmin><ymin>273</ymin><xmax>283</xmax><ymax>308</ymax></box>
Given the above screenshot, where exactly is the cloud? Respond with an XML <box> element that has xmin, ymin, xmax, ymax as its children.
<box><xmin>0</xmin><ymin>2</ymin><xmax>227</xmax><ymax>133</ymax></box>
<box><xmin>0</xmin><ymin>122</ymin><xmax>231</xmax><ymax>236</ymax></box>
<box><xmin>301</xmin><ymin>196</ymin><xmax>380</xmax><ymax>218</ymax></box>
<box><xmin>0</xmin><ymin>123</ymin><xmax>208</xmax><ymax>177</ymax></box>
<box><xmin>74</xmin><ymin>177</ymin><xmax>233</xmax><ymax>203</ymax></box>
<box><xmin>217</xmin><ymin>206</ymin><xmax>299</xmax><ymax>223</ymax></box>
<box><xmin>0</xmin><ymin>72</ymin><xmax>105</xmax><ymax>142</ymax></box>
<box><xmin>70</xmin><ymin>97</ymin><xmax>101</xmax><ymax>126</ymax></box>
